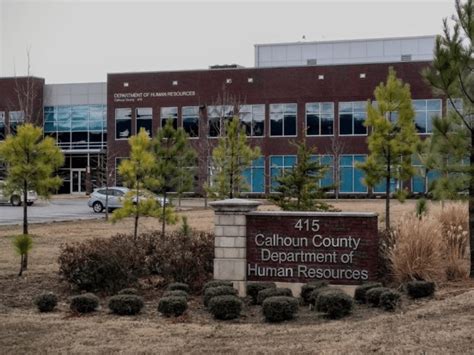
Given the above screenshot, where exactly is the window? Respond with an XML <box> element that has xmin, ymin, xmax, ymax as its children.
<box><xmin>339</xmin><ymin>102</ymin><xmax>367</xmax><ymax>135</ymax></box>
<box><xmin>242</xmin><ymin>157</ymin><xmax>265</xmax><ymax>193</ymax></box>
<box><xmin>9</xmin><ymin>111</ymin><xmax>25</xmax><ymax>134</ymax></box>
<box><xmin>306</xmin><ymin>102</ymin><xmax>334</xmax><ymax>136</ymax></box>
<box><xmin>208</xmin><ymin>105</ymin><xmax>234</xmax><ymax>137</ymax></box>
<box><xmin>310</xmin><ymin>155</ymin><xmax>334</xmax><ymax>188</ymax></box>
<box><xmin>160</xmin><ymin>107</ymin><xmax>178</xmax><ymax>129</ymax></box>
<box><xmin>136</xmin><ymin>107</ymin><xmax>152</xmax><ymax>136</ymax></box>
<box><xmin>182</xmin><ymin>106</ymin><xmax>199</xmax><ymax>137</ymax></box>
<box><xmin>270</xmin><ymin>155</ymin><xmax>296</xmax><ymax>191</ymax></box>
<box><xmin>412</xmin><ymin>99</ymin><xmax>441</xmax><ymax>134</ymax></box>
<box><xmin>115</xmin><ymin>108</ymin><xmax>132</xmax><ymax>140</ymax></box>
<box><xmin>0</xmin><ymin>112</ymin><xmax>5</xmax><ymax>140</ymax></box>
<box><xmin>239</xmin><ymin>104</ymin><xmax>265</xmax><ymax>137</ymax></box>
<box><xmin>339</xmin><ymin>155</ymin><xmax>367</xmax><ymax>193</ymax></box>
<box><xmin>270</xmin><ymin>103</ymin><xmax>297</xmax><ymax>137</ymax></box>
<box><xmin>373</xmin><ymin>179</ymin><xmax>398</xmax><ymax>194</ymax></box>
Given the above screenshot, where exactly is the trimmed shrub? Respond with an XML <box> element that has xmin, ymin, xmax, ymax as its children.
<box><xmin>405</xmin><ymin>281</ymin><xmax>435</xmax><ymax>299</ymax></box>
<box><xmin>308</xmin><ymin>286</ymin><xmax>330</xmax><ymax>306</ymax></box>
<box><xmin>315</xmin><ymin>289</ymin><xmax>353</xmax><ymax>319</ymax></box>
<box><xmin>301</xmin><ymin>281</ymin><xmax>328</xmax><ymax>305</ymax></box>
<box><xmin>256</xmin><ymin>288</ymin><xmax>292</xmax><ymax>305</ymax></box>
<box><xmin>163</xmin><ymin>290</ymin><xmax>189</xmax><ymax>300</ymax></box>
<box><xmin>108</xmin><ymin>295</ymin><xmax>144</xmax><ymax>315</ymax></box>
<box><xmin>247</xmin><ymin>282</ymin><xmax>276</xmax><ymax>304</ymax></box>
<box><xmin>366</xmin><ymin>287</ymin><xmax>390</xmax><ymax>307</ymax></box>
<box><xmin>70</xmin><ymin>293</ymin><xmax>99</xmax><ymax>313</ymax></box>
<box><xmin>158</xmin><ymin>296</ymin><xmax>187</xmax><ymax>317</ymax></box>
<box><xmin>203</xmin><ymin>280</ymin><xmax>233</xmax><ymax>291</ymax></box>
<box><xmin>354</xmin><ymin>282</ymin><xmax>383</xmax><ymax>303</ymax></box>
<box><xmin>380</xmin><ymin>290</ymin><xmax>401</xmax><ymax>311</ymax></box>
<box><xmin>208</xmin><ymin>295</ymin><xmax>242</xmax><ymax>320</ymax></box>
<box><xmin>166</xmin><ymin>282</ymin><xmax>190</xmax><ymax>293</ymax></box>
<box><xmin>117</xmin><ymin>288</ymin><xmax>139</xmax><ymax>295</ymax></box>
<box><xmin>34</xmin><ymin>292</ymin><xmax>58</xmax><ymax>312</ymax></box>
<box><xmin>262</xmin><ymin>296</ymin><xmax>299</xmax><ymax>322</ymax></box>
<box><xmin>204</xmin><ymin>286</ymin><xmax>237</xmax><ymax>307</ymax></box>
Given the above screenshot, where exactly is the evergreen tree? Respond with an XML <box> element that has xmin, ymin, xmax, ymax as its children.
<box><xmin>423</xmin><ymin>0</ymin><xmax>474</xmax><ymax>277</ymax></box>
<box><xmin>12</xmin><ymin>234</ymin><xmax>33</xmax><ymax>276</ymax></box>
<box><xmin>271</xmin><ymin>140</ymin><xmax>334</xmax><ymax>211</ymax></box>
<box><xmin>210</xmin><ymin>116</ymin><xmax>260</xmax><ymax>198</ymax></box>
<box><xmin>112</xmin><ymin>128</ymin><xmax>161</xmax><ymax>240</ymax></box>
<box><xmin>357</xmin><ymin>67</ymin><xmax>420</xmax><ymax>231</ymax></box>
<box><xmin>153</xmin><ymin>119</ymin><xmax>196</xmax><ymax>235</ymax></box>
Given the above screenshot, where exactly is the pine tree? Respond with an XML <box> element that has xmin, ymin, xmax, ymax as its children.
<box><xmin>271</xmin><ymin>140</ymin><xmax>334</xmax><ymax>211</ymax></box>
<box><xmin>153</xmin><ymin>119</ymin><xmax>196</xmax><ymax>235</ymax></box>
<box><xmin>12</xmin><ymin>234</ymin><xmax>33</xmax><ymax>276</ymax></box>
<box><xmin>423</xmin><ymin>0</ymin><xmax>474</xmax><ymax>277</ymax></box>
<box><xmin>357</xmin><ymin>67</ymin><xmax>420</xmax><ymax>231</ymax></box>
<box><xmin>209</xmin><ymin>116</ymin><xmax>260</xmax><ymax>198</ymax></box>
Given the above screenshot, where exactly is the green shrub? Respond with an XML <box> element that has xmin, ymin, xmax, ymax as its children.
<box><xmin>380</xmin><ymin>290</ymin><xmax>401</xmax><ymax>311</ymax></box>
<box><xmin>203</xmin><ymin>280</ymin><xmax>233</xmax><ymax>291</ymax></box>
<box><xmin>301</xmin><ymin>281</ymin><xmax>328</xmax><ymax>305</ymax></box>
<box><xmin>70</xmin><ymin>293</ymin><xmax>99</xmax><ymax>313</ymax></box>
<box><xmin>158</xmin><ymin>296</ymin><xmax>188</xmax><ymax>317</ymax></box>
<box><xmin>354</xmin><ymin>282</ymin><xmax>383</xmax><ymax>303</ymax></box>
<box><xmin>262</xmin><ymin>296</ymin><xmax>299</xmax><ymax>322</ymax></box>
<box><xmin>204</xmin><ymin>286</ymin><xmax>237</xmax><ymax>307</ymax></box>
<box><xmin>315</xmin><ymin>289</ymin><xmax>353</xmax><ymax>319</ymax></box>
<box><xmin>166</xmin><ymin>282</ymin><xmax>190</xmax><ymax>293</ymax></box>
<box><xmin>208</xmin><ymin>295</ymin><xmax>242</xmax><ymax>320</ymax></box>
<box><xmin>308</xmin><ymin>286</ymin><xmax>330</xmax><ymax>305</ymax></box>
<box><xmin>117</xmin><ymin>288</ymin><xmax>139</xmax><ymax>295</ymax></box>
<box><xmin>34</xmin><ymin>292</ymin><xmax>58</xmax><ymax>312</ymax></box>
<box><xmin>163</xmin><ymin>290</ymin><xmax>189</xmax><ymax>300</ymax></box>
<box><xmin>365</xmin><ymin>287</ymin><xmax>390</xmax><ymax>307</ymax></box>
<box><xmin>405</xmin><ymin>281</ymin><xmax>435</xmax><ymax>299</ymax></box>
<box><xmin>108</xmin><ymin>295</ymin><xmax>144</xmax><ymax>315</ymax></box>
<box><xmin>247</xmin><ymin>282</ymin><xmax>276</xmax><ymax>304</ymax></box>
<box><xmin>256</xmin><ymin>288</ymin><xmax>292</xmax><ymax>305</ymax></box>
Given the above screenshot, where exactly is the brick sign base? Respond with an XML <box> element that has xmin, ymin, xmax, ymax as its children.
<box><xmin>246</xmin><ymin>211</ymin><xmax>379</xmax><ymax>285</ymax></box>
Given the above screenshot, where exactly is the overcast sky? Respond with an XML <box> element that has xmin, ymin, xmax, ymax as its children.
<box><xmin>1</xmin><ymin>0</ymin><xmax>455</xmax><ymax>84</ymax></box>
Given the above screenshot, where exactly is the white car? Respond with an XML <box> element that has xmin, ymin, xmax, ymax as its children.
<box><xmin>0</xmin><ymin>181</ymin><xmax>38</xmax><ymax>206</ymax></box>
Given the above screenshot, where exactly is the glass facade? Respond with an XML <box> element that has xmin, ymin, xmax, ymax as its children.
<box><xmin>9</xmin><ymin>111</ymin><xmax>25</xmax><ymax>135</ymax></box>
<box><xmin>208</xmin><ymin>105</ymin><xmax>234</xmax><ymax>137</ymax></box>
<box><xmin>310</xmin><ymin>155</ymin><xmax>334</xmax><ymax>188</ymax></box>
<box><xmin>270</xmin><ymin>104</ymin><xmax>297</xmax><ymax>136</ymax></box>
<box><xmin>45</xmin><ymin>105</ymin><xmax>107</xmax><ymax>149</ymax></box>
<box><xmin>270</xmin><ymin>155</ymin><xmax>297</xmax><ymax>191</ymax></box>
<box><xmin>306</xmin><ymin>103</ymin><xmax>334</xmax><ymax>136</ymax></box>
<box><xmin>412</xmin><ymin>99</ymin><xmax>441</xmax><ymax>134</ymax></box>
<box><xmin>240</xmin><ymin>104</ymin><xmax>265</xmax><ymax>137</ymax></box>
<box><xmin>242</xmin><ymin>157</ymin><xmax>265</xmax><ymax>193</ymax></box>
<box><xmin>136</xmin><ymin>107</ymin><xmax>152</xmax><ymax>136</ymax></box>
<box><xmin>161</xmin><ymin>107</ymin><xmax>178</xmax><ymax>129</ymax></box>
<box><xmin>182</xmin><ymin>106</ymin><xmax>199</xmax><ymax>137</ymax></box>
<box><xmin>339</xmin><ymin>101</ymin><xmax>367</xmax><ymax>135</ymax></box>
<box><xmin>339</xmin><ymin>155</ymin><xmax>367</xmax><ymax>193</ymax></box>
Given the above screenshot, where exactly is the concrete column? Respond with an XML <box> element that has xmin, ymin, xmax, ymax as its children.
<box><xmin>209</xmin><ymin>198</ymin><xmax>261</xmax><ymax>296</ymax></box>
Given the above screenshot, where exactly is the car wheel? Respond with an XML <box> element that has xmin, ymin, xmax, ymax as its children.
<box><xmin>11</xmin><ymin>195</ymin><xmax>21</xmax><ymax>207</ymax></box>
<box><xmin>27</xmin><ymin>202</ymin><xmax>34</xmax><ymax>206</ymax></box>
<box><xmin>92</xmin><ymin>201</ymin><xmax>104</xmax><ymax>213</ymax></box>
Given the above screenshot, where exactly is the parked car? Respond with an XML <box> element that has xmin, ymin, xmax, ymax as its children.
<box><xmin>0</xmin><ymin>180</ymin><xmax>38</xmax><ymax>206</ymax></box>
<box><xmin>87</xmin><ymin>187</ymin><xmax>169</xmax><ymax>213</ymax></box>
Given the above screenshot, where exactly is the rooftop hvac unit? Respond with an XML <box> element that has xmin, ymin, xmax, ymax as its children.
<box><xmin>401</xmin><ymin>54</ymin><xmax>412</xmax><ymax>62</ymax></box>
<box><xmin>307</xmin><ymin>59</ymin><xmax>318</xmax><ymax>66</ymax></box>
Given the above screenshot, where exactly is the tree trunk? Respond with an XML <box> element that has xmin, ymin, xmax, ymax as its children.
<box><xmin>469</xmin><ymin>133</ymin><xmax>474</xmax><ymax>278</ymax></box>
<box><xmin>18</xmin><ymin>255</ymin><xmax>24</xmax><ymax>277</ymax></box>
<box><xmin>134</xmin><ymin>185</ymin><xmax>139</xmax><ymax>241</ymax></box>
<box><xmin>161</xmin><ymin>191</ymin><xmax>167</xmax><ymax>236</ymax></box>
<box><xmin>22</xmin><ymin>181</ymin><xmax>28</xmax><ymax>270</ymax></box>
<box><xmin>385</xmin><ymin>154</ymin><xmax>391</xmax><ymax>232</ymax></box>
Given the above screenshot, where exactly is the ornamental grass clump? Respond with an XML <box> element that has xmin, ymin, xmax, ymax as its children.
<box><xmin>163</xmin><ymin>290</ymin><xmax>189</xmax><ymax>300</ymax></box>
<box><xmin>262</xmin><ymin>296</ymin><xmax>299</xmax><ymax>322</ymax></box>
<box><xmin>256</xmin><ymin>288</ymin><xmax>292</xmax><ymax>305</ymax></box>
<box><xmin>405</xmin><ymin>280</ymin><xmax>435</xmax><ymax>299</ymax></box>
<box><xmin>166</xmin><ymin>282</ymin><xmax>190</xmax><ymax>293</ymax></box>
<box><xmin>203</xmin><ymin>286</ymin><xmax>237</xmax><ymax>307</ymax></box>
<box><xmin>379</xmin><ymin>289</ymin><xmax>401</xmax><ymax>311</ymax></box>
<box><xmin>315</xmin><ymin>289</ymin><xmax>353</xmax><ymax>319</ymax></box>
<box><xmin>354</xmin><ymin>282</ymin><xmax>383</xmax><ymax>303</ymax></box>
<box><xmin>34</xmin><ymin>292</ymin><xmax>58</xmax><ymax>313</ymax></box>
<box><xmin>203</xmin><ymin>280</ymin><xmax>233</xmax><ymax>291</ymax></box>
<box><xmin>365</xmin><ymin>287</ymin><xmax>391</xmax><ymax>307</ymax></box>
<box><xmin>247</xmin><ymin>282</ymin><xmax>276</xmax><ymax>304</ymax></box>
<box><xmin>301</xmin><ymin>281</ymin><xmax>328</xmax><ymax>305</ymax></box>
<box><xmin>208</xmin><ymin>295</ymin><xmax>242</xmax><ymax>320</ymax></box>
<box><xmin>108</xmin><ymin>294</ymin><xmax>144</xmax><ymax>315</ymax></box>
<box><xmin>158</xmin><ymin>296</ymin><xmax>188</xmax><ymax>317</ymax></box>
<box><xmin>70</xmin><ymin>293</ymin><xmax>99</xmax><ymax>314</ymax></box>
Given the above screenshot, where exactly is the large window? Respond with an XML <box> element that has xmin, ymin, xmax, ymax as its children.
<box><xmin>270</xmin><ymin>155</ymin><xmax>297</xmax><ymax>191</ymax></box>
<box><xmin>306</xmin><ymin>103</ymin><xmax>334</xmax><ymax>136</ymax></box>
<box><xmin>339</xmin><ymin>155</ymin><xmax>367</xmax><ymax>193</ymax></box>
<box><xmin>160</xmin><ymin>107</ymin><xmax>178</xmax><ymax>129</ymax></box>
<box><xmin>310</xmin><ymin>155</ymin><xmax>334</xmax><ymax>188</ymax></box>
<box><xmin>240</xmin><ymin>104</ymin><xmax>265</xmax><ymax>137</ymax></box>
<box><xmin>9</xmin><ymin>111</ymin><xmax>25</xmax><ymax>135</ymax></box>
<box><xmin>115</xmin><ymin>108</ymin><xmax>132</xmax><ymax>140</ymax></box>
<box><xmin>182</xmin><ymin>106</ymin><xmax>199</xmax><ymax>138</ymax></box>
<box><xmin>208</xmin><ymin>105</ymin><xmax>234</xmax><ymax>137</ymax></box>
<box><xmin>136</xmin><ymin>107</ymin><xmax>152</xmax><ymax>136</ymax></box>
<box><xmin>412</xmin><ymin>99</ymin><xmax>441</xmax><ymax>134</ymax></box>
<box><xmin>0</xmin><ymin>112</ymin><xmax>5</xmax><ymax>140</ymax></box>
<box><xmin>242</xmin><ymin>157</ymin><xmax>265</xmax><ymax>193</ymax></box>
<box><xmin>270</xmin><ymin>104</ymin><xmax>297</xmax><ymax>137</ymax></box>
<box><xmin>339</xmin><ymin>101</ymin><xmax>367</xmax><ymax>135</ymax></box>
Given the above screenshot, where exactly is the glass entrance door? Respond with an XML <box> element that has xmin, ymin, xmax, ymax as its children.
<box><xmin>71</xmin><ymin>169</ymin><xmax>86</xmax><ymax>193</ymax></box>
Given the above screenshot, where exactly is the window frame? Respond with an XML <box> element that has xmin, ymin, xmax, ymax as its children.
<box><xmin>412</xmin><ymin>98</ymin><xmax>442</xmax><ymax>135</ymax></box>
<box><xmin>239</xmin><ymin>104</ymin><xmax>266</xmax><ymax>138</ymax></box>
<box><xmin>181</xmin><ymin>106</ymin><xmax>200</xmax><ymax>139</ymax></box>
<box><xmin>269</xmin><ymin>155</ymin><xmax>297</xmax><ymax>192</ymax></box>
<box><xmin>135</xmin><ymin>107</ymin><xmax>153</xmax><ymax>137</ymax></box>
<box><xmin>207</xmin><ymin>105</ymin><xmax>234</xmax><ymax>138</ymax></box>
<box><xmin>305</xmin><ymin>102</ymin><xmax>334</xmax><ymax>136</ymax></box>
<box><xmin>339</xmin><ymin>154</ymin><xmax>368</xmax><ymax>194</ymax></box>
<box><xmin>160</xmin><ymin>106</ymin><xmax>178</xmax><ymax>130</ymax></box>
<box><xmin>115</xmin><ymin>108</ymin><xmax>132</xmax><ymax>140</ymax></box>
<box><xmin>338</xmin><ymin>101</ymin><xmax>368</xmax><ymax>136</ymax></box>
<box><xmin>242</xmin><ymin>156</ymin><xmax>265</xmax><ymax>193</ymax></box>
<box><xmin>269</xmin><ymin>103</ymin><xmax>298</xmax><ymax>137</ymax></box>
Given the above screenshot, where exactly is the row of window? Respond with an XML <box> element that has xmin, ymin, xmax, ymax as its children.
<box><xmin>114</xmin><ymin>99</ymin><xmax>443</xmax><ymax>140</ymax></box>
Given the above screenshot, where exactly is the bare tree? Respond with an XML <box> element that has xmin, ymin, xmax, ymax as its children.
<box><xmin>326</xmin><ymin>135</ymin><xmax>345</xmax><ymax>199</ymax></box>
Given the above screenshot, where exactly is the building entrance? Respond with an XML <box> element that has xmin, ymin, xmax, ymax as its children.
<box><xmin>71</xmin><ymin>169</ymin><xmax>86</xmax><ymax>193</ymax></box>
